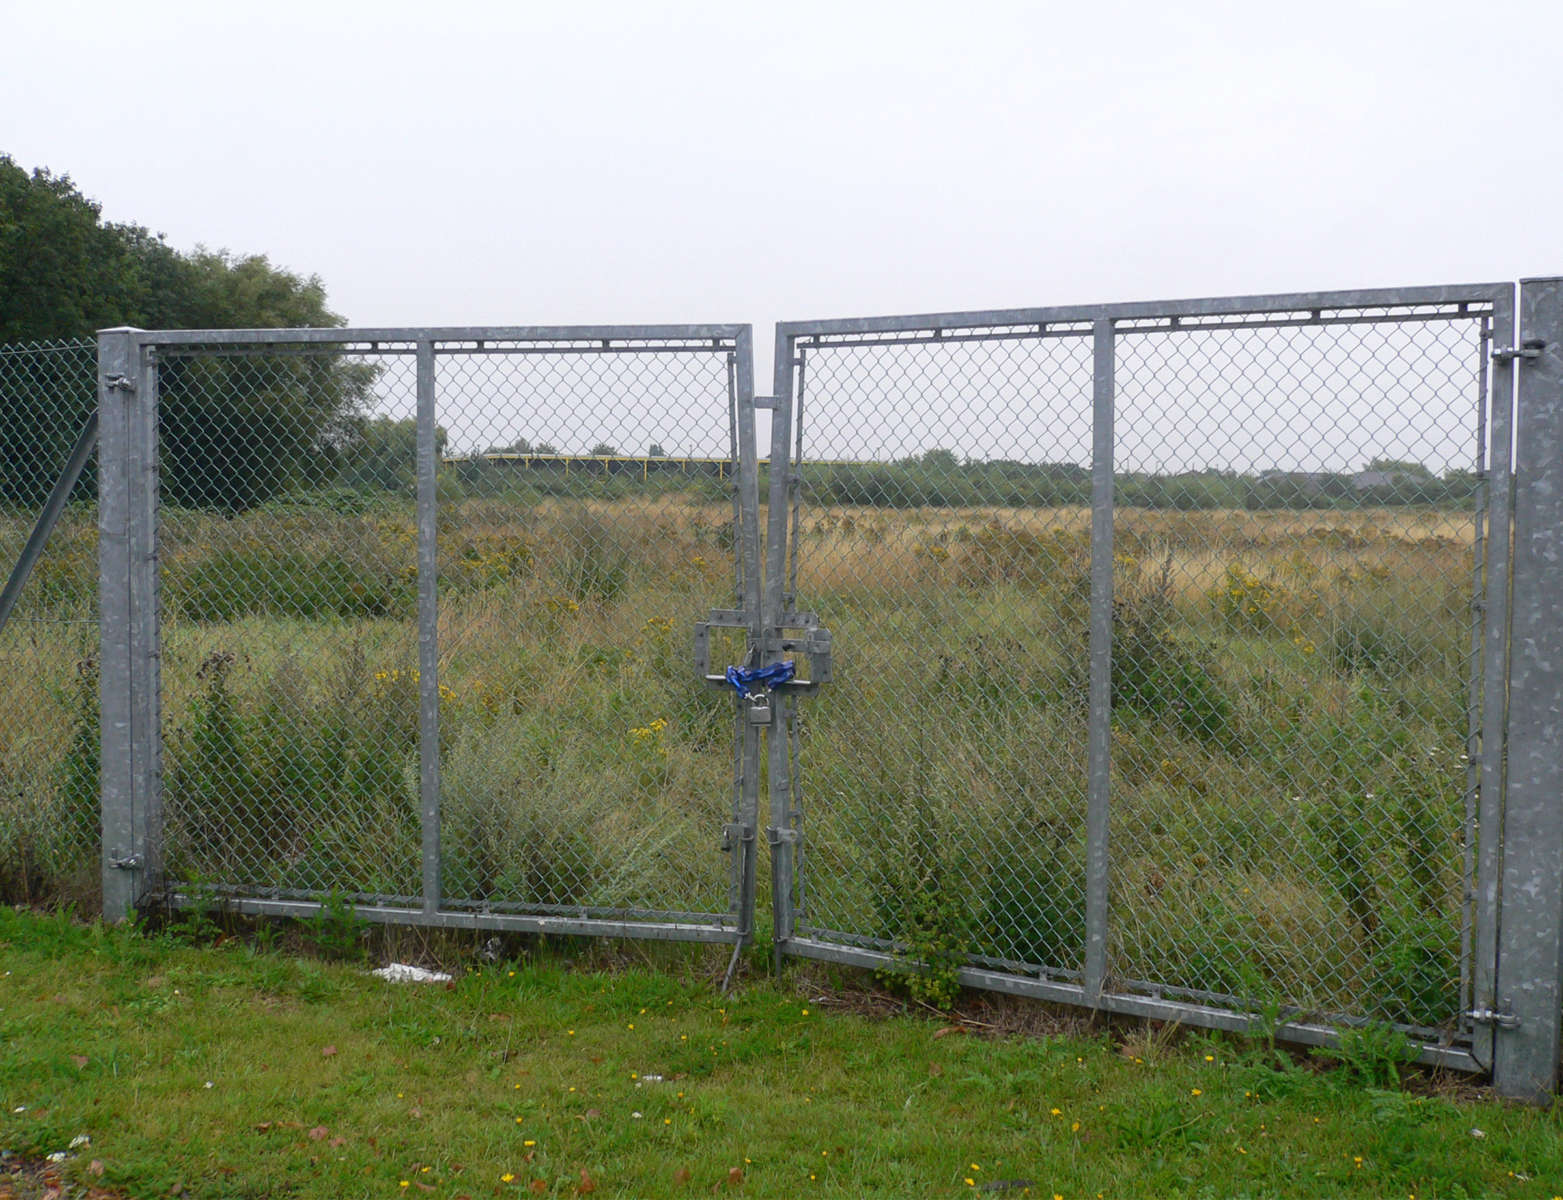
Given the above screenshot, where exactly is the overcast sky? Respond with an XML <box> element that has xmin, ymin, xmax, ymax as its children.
<box><xmin>4</xmin><ymin>0</ymin><xmax>1560</xmax><ymax>469</ymax></box>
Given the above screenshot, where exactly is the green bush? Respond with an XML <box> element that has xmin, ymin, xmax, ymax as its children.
<box><xmin>1111</xmin><ymin>564</ymin><xmax>1232</xmax><ymax>743</ymax></box>
<box><xmin>172</xmin><ymin>547</ymin><xmax>413</xmax><ymax>622</ymax></box>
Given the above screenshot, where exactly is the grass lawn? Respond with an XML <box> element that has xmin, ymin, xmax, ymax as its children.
<box><xmin>1</xmin><ymin>907</ymin><xmax>1560</xmax><ymax>1200</ymax></box>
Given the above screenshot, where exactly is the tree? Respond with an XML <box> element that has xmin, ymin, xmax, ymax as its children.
<box><xmin>336</xmin><ymin>416</ymin><xmax>448</xmax><ymax>493</ymax></box>
<box><xmin>590</xmin><ymin>442</ymin><xmax>618</xmax><ymax>457</ymax></box>
<box><xmin>149</xmin><ymin>250</ymin><xmax>354</xmax><ymax>511</ymax></box>
<box><xmin>1366</xmin><ymin>458</ymin><xmax>1433</xmax><ymax>480</ymax></box>
<box><xmin>647</xmin><ymin>442</ymin><xmax>667</xmax><ymax>457</ymax></box>
<box><xmin>0</xmin><ymin>157</ymin><xmax>138</xmax><ymax>344</ymax></box>
<box><xmin>0</xmin><ymin>155</ymin><xmax>356</xmax><ymax>511</ymax></box>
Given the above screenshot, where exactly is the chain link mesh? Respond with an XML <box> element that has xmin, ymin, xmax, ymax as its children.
<box><xmin>786</xmin><ymin>305</ymin><xmax>1491</xmax><ymax>1039</ymax></box>
<box><xmin>156</xmin><ymin>344</ymin><xmax>423</xmax><ymax>903</ymax></box>
<box><xmin>152</xmin><ymin>336</ymin><xmax>744</xmax><ymax>928</ymax></box>
<box><xmin>434</xmin><ymin>340</ymin><xmax>740</xmax><ymax>923</ymax></box>
<box><xmin>0</xmin><ymin>338</ymin><xmax>101</xmax><ymax>910</ymax></box>
<box><xmin>788</xmin><ymin>328</ymin><xmax>1097</xmax><ymax>977</ymax></box>
<box><xmin>1110</xmin><ymin>312</ymin><xmax>1486</xmax><ymax>1034</ymax></box>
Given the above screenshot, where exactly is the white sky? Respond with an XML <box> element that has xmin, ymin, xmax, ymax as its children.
<box><xmin>4</xmin><ymin>0</ymin><xmax>1561</xmax><ymax>468</ymax></box>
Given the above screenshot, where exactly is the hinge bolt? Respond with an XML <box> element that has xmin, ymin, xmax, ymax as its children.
<box><xmin>1468</xmin><ymin>1006</ymin><xmax>1521</xmax><ymax>1029</ymax></box>
<box><xmin>1492</xmin><ymin>339</ymin><xmax>1545</xmax><ymax>364</ymax></box>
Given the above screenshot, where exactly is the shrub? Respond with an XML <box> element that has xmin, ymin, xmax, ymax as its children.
<box><xmin>1110</xmin><ymin>558</ymin><xmax>1232</xmax><ymax>743</ymax></box>
<box><xmin>1214</xmin><ymin>564</ymin><xmax>1293</xmax><ymax>636</ymax></box>
<box><xmin>172</xmin><ymin>546</ymin><xmax>413</xmax><ymax>622</ymax></box>
<box><xmin>956</xmin><ymin>522</ymin><xmax>1090</xmax><ymax>595</ymax></box>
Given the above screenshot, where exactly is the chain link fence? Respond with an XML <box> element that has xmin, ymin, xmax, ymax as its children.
<box><xmin>781</xmin><ymin>327</ymin><xmax>1098</xmax><ymax>981</ymax></box>
<box><xmin>0</xmin><ymin>338</ymin><xmax>101</xmax><ymax>910</ymax></box>
<box><xmin>11</xmin><ymin>279</ymin><xmax>1562</xmax><ymax>1091</ymax></box>
<box><xmin>777</xmin><ymin>293</ymin><xmax>1505</xmax><ymax>1060</ymax></box>
<box><xmin>153</xmin><ymin>341</ymin><xmax>424</xmax><ymax>904</ymax></box>
<box><xmin>138</xmin><ymin>331</ymin><xmax>750</xmax><ymax>938</ymax></box>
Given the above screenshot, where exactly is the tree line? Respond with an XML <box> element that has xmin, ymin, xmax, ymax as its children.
<box><xmin>1</xmin><ymin>154</ymin><xmax>371</xmax><ymax>512</ymax></box>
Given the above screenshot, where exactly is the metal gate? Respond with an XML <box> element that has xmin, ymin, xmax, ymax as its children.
<box><xmin>82</xmin><ymin>279</ymin><xmax>1563</xmax><ymax>1102</ymax></box>
<box><xmin>760</xmin><ymin>284</ymin><xmax>1554</xmax><ymax>1092</ymax></box>
<box><xmin>98</xmin><ymin>324</ymin><xmax>764</xmax><ymax>945</ymax></box>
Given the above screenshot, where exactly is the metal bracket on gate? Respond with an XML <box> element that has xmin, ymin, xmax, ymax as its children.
<box><xmin>103</xmin><ymin>374</ymin><xmax>137</xmax><ymax>394</ymax></box>
<box><xmin>694</xmin><ymin>609</ymin><xmax>833</xmax><ymax>699</ymax></box>
<box><xmin>1492</xmin><ymin>339</ymin><xmax>1546</xmax><ymax>363</ymax></box>
<box><xmin>758</xmin><ymin>612</ymin><xmax>833</xmax><ymax>693</ymax></box>
<box><xmin>1468</xmin><ymin>1006</ymin><xmax>1522</xmax><ymax>1030</ymax></box>
<box><xmin>721</xmin><ymin>822</ymin><xmax>755</xmax><ymax>854</ymax></box>
<box><xmin>693</xmin><ymin>610</ymin><xmax>750</xmax><ymax>686</ymax></box>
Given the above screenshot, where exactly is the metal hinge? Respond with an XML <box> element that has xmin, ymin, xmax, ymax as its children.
<box><xmin>1492</xmin><ymin>339</ymin><xmax>1545</xmax><ymax>364</ymax></box>
<box><xmin>103</xmin><ymin>374</ymin><xmax>137</xmax><ymax>394</ymax></box>
<box><xmin>766</xmin><ymin>827</ymin><xmax>801</xmax><ymax>846</ymax></box>
<box><xmin>109</xmin><ymin>852</ymin><xmax>143</xmax><ymax>870</ymax></box>
<box><xmin>1468</xmin><ymin>1006</ymin><xmax>1521</xmax><ymax>1030</ymax></box>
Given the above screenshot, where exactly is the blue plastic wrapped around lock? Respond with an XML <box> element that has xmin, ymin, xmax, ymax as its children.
<box><xmin>725</xmin><ymin>660</ymin><xmax>796</xmax><ymax>695</ymax></box>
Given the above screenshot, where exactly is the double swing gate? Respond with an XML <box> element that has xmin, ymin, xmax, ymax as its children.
<box><xmin>15</xmin><ymin>277</ymin><xmax>1557</xmax><ymax>1100</ymax></box>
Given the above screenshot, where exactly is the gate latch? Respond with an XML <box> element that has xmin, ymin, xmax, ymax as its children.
<box><xmin>759</xmin><ymin>613</ymin><xmax>833</xmax><ymax>692</ymax></box>
<box><xmin>1492</xmin><ymin>339</ymin><xmax>1546</xmax><ymax>364</ymax></box>
<box><xmin>721</xmin><ymin>822</ymin><xmax>754</xmax><ymax>854</ymax></box>
<box><xmin>1468</xmin><ymin>1006</ymin><xmax>1521</xmax><ymax>1030</ymax></box>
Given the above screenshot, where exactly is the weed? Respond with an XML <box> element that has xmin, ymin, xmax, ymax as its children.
<box><xmin>304</xmin><ymin>889</ymin><xmax>369</xmax><ymax>961</ymax></box>
<box><xmin>1314</xmin><ymin>1022</ymin><xmax>1420</xmax><ymax>1090</ymax></box>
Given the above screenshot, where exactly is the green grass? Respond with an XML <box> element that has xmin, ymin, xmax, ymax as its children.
<box><xmin>2</xmin><ymin>908</ymin><xmax>1561</xmax><ymax>1200</ymax></box>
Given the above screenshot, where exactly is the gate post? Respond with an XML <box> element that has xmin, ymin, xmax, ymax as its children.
<box><xmin>97</xmin><ymin>328</ymin><xmax>161</xmax><ymax>920</ymax></box>
<box><xmin>1494</xmin><ymin>277</ymin><xmax>1563</xmax><ymax>1102</ymax></box>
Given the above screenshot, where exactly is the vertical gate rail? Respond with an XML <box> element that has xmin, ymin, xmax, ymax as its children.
<box><xmin>771</xmin><ymin>283</ymin><xmax>1517</xmax><ymax>1076</ymax></box>
<box><xmin>99</xmin><ymin>324</ymin><xmax>759</xmax><ymax>946</ymax></box>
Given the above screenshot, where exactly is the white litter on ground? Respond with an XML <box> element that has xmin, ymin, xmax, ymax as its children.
<box><xmin>372</xmin><ymin>963</ymin><xmax>453</xmax><ymax>984</ymax></box>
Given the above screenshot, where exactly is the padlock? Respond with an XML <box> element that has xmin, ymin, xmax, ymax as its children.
<box><xmin>747</xmin><ymin>694</ymin><xmax>773</xmax><ymax>725</ymax></box>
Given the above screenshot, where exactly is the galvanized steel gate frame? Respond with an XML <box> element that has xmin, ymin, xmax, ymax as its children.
<box><xmin>98</xmin><ymin>324</ymin><xmax>765</xmax><ymax>948</ymax></box>
<box><xmin>90</xmin><ymin>280</ymin><xmax>1563</xmax><ymax>1102</ymax></box>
